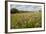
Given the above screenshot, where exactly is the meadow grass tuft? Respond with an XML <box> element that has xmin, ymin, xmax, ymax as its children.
<box><xmin>11</xmin><ymin>12</ymin><xmax>42</xmax><ymax>29</ymax></box>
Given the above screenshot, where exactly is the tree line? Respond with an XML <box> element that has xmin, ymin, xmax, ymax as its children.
<box><xmin>11</xmin><ymin>8</ymin><xmax>41</xmax><ymax>14</ymax></box>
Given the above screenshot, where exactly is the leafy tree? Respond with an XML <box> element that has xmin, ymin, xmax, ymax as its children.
<box><xmin>11</xmin><ymin>8</ymin><xmax>19</xmax><ymax>13</ymax></box>
<box><xmin>39</xmin><ymin>10</ymin><xmax>41</xmax><ymax>12</ymax></box>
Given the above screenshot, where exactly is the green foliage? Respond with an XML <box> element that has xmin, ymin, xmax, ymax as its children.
<box><xmin>11</xmin><ymin>8</ymin><xmax>19</xmax><ymax>13</ymax></box>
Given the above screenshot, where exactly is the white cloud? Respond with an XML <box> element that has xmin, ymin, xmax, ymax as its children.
<box><xmin>10</xmin><ymin>4</ymin><xmax>42</xmax><ymax>11</ymax></box>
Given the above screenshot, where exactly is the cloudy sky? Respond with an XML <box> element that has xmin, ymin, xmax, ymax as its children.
<box><xmin>10</xmin><ymin>4</ymin><xmax>42</xmax><ymax>11</ymax></box>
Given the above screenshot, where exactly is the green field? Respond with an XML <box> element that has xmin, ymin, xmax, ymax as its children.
<box><xmin>11</xmin><ymin>12</ymin><xmax>42</xmax><ymax>29</ymax></box>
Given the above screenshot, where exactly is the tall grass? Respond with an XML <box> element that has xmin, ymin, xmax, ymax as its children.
<box><xmin>11</xmin><ymin>12</ymin><xmax>42</xmax><ymax>29</ymax></box>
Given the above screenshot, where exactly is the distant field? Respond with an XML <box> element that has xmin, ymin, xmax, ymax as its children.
<box><xmin>11</xmin><ymin>12</ymin><xmax>42</xmax><ymax>29</ymax></box>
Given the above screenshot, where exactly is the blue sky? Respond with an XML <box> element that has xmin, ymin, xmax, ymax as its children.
<box><xmin>10</xmin><ymin>4</ymin><xmax>42</xmax><ymax>11</ymax></box>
